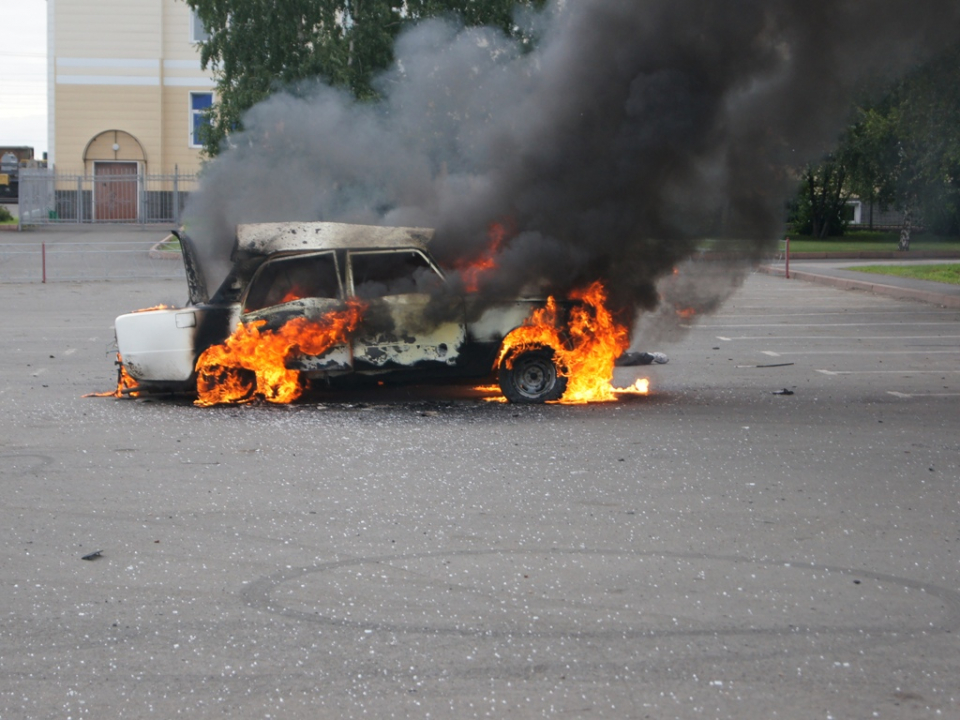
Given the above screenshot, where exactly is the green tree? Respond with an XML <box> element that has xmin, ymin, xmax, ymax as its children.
<box><xmin>185</xmin><ymin>0</ymin><xmax>546</xmax><ymax>156</ymax></box>
<box><xmin>883</xmin><ymin>43</ymin><xmax>960</xmax><ymax>247</ymax></box>
<box><xmin>405</xmin><ymin>0</ymin><xmax>540</xmax><ymax>36</ymax></box>
<box><xmin>791</xmin><ymin>156</ymin><xmax>850</xmax><ymax>238</ymax></box>
<box><xmin>793</xmin><ymin>43</ymin><xmax>960</xmax><ymax>245</ymax></box>
<box><xmin>841</xmin><ymin>107</ymin><xmax>898</xmax><ymax>230</ymax></box>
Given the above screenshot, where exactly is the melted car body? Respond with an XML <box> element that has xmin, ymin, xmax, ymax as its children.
<box><xmin>115</xmin><ymin>221</ymin><xmax>572</xmax><ymax>402</ymax></box>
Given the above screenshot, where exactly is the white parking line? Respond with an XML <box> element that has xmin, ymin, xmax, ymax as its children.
<box><xmin>818</xmin><ymin>369</ymin><xmax>960</xmax><ymax>375</ymax></box>
<box><xmin>14</xmin><ymin>326</ymin><xmax>111</xmax><ymax>331</ymax></box>
<box><xmin>710</xmin><ymin>310</ymin><xmax>955</xmax><ymax>319</ymax></box>
<box><xmin>697</xmin><ymin>322</ymin><xmax>957</xmax><ymax>329</ymax></box>
<box><xmin>762</xmin><ymin>351</ymin><xmax>781</xmax><ymax>357</ymax></box>
<box><xmin>774</xmin><ymin>350</ymin><xmax>960</xmax><ymax>356</ymax></box>
<box><xmin>719</xmin><ymin>335</ymin><xmax>960</xmax><ymax>341</ymax></box>
<box><xmin>887</xmin><ymin>391</ymin><xmax>960</xmax><ymax>398</ymax></box>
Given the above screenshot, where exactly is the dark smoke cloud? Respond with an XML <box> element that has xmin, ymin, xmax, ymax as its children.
<box><xmin>184</xmin><ymin>0</ymin><xmax>960</xmax><ymax>334</ymax></box>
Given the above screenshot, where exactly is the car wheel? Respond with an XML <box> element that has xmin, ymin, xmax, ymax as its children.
<box><xmin>498</xmin><ymin>346</ymin><xmax>567</xmax><ymax>403</ymax></box>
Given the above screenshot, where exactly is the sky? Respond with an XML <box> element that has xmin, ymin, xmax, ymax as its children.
<box><xmin>0</xmin><ymin>0</ymin><xmax>48</xmax><ymax>156</ymax></box>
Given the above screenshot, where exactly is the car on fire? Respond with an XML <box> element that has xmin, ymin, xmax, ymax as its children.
<box><xmin>114</xmin><ymin>221</ymin><xmax>575</xmax><ymax>403</ymax></box>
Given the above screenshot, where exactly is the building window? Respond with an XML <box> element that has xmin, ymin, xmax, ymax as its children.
<box><xmin>190</xmin><ymin>92</ymin><xmax>214</xmax><ymax>148</ymax></box>
<box><xmin>190</xmin><ymin>10</ymin><xmax>211</xmax><ymax>43</ymax></box>
<box><xmin>844</xmin><ymin>200</ymin><xmax>862</xmax><ymax>225</ymax></box>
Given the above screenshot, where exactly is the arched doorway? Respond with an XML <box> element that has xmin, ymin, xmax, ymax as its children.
<box><xmin>83</xmin><ymin>130</ymin><xmax>147</xmax><ymax>221</ymax></box>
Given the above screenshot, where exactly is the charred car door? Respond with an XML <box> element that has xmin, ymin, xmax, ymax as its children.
<box><xmin>347</xmin><ymin>249</ymin><xmax>466</xmax><ymax>369</ymax></box>
<box><xmin>240</xmin><ymin>251</ymin><xmax>353</xmax><ymax>373</ymax></box>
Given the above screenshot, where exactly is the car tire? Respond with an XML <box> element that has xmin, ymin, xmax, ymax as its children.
<box><xmin>498</xmin><ymin>346</ymin><xmax>567</xmax><ymax>403</ymax></box>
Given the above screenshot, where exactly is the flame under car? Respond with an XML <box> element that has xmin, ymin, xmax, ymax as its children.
<box><xmin>114</xmin><ymin>221</ymin><xmax>577</xmax><ymax>403</ymax></box>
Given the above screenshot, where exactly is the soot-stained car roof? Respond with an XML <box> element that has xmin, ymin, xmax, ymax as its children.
<box><xmin>235</xmin><ymin>222</ymin><xmax>435</xmax><ymax>257</ymax></box>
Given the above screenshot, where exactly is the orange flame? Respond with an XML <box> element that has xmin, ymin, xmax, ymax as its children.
<box><xmin>474</xmin><ymin>383</ymin><xmax>510</xmax><ymax>403</ymax></box>
<box><xmin>497</xmin><ymin>280</ymin><xmax>633</xmax><ymax>404</ymax></box>
<box><xmin>131</xmin><ymin>304</ymin><xmax>174</xmax><ymax>313</ymax></box>
<box><xmin>454</xmin><ymin>219</ymin><xmax>513</xmax><ymax>292</ymax></box>
<box><xmin>85</xmin><ymin>353</ymin><xmax>140</xmax><ymax>398</ymax></box>
<box><xmin>615</xmin><ymin>377</ymin><xmax>650</xmax><ymax>396</ymax></box>
<box><xmin>194</xmin><ymin>299</ymin><xmax>365</xmax><ymax>407</ymax></box>
<box><xmin>675</xmin><ymin>306</ymin><xmax>697</xmax><ymax>319</ymax></box>
<box><xmin>280</xmin><ymin>288</ymin><xmax>306</xmax><ymax>304</ymax></box>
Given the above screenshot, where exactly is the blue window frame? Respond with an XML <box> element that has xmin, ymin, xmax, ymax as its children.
<box><xmin>190</xmin><ymin>92</ymin><xmax>214</xmax><ymax>148</ymax></box>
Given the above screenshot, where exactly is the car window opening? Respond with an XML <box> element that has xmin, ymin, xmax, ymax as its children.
<box><xmin>244</xmin><ymin>254</ymin><xmax>340</xmax><ymax>312</ymax></box>
<box><xmin>350</xmin><ymin>251</ymin><xmax>444</xmax><ymax>299</ymax></box>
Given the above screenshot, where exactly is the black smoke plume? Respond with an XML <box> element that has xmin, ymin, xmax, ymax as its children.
<box><xmin>184</xmin><ymin>0</ymin><xmax>960</xmax><ymax>335</ymax></box>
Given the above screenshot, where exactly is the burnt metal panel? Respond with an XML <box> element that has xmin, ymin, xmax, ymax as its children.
<box><xmin>236</xmin><ymin>222</ymin><xmax>434</xmax><ymax>258</ymax></box>
<box><xmin>174</xmin><ymin>231</ymin><xmax>209</xmax><ymax>305</ymax></box>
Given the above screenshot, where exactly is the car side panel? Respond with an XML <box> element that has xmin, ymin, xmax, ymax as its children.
<box><xmin>242</xmin><ymin>297</ymin><xmax>353</xmax><ymax>373</ymax></box>
<box><xmin>353</xmin><ymin>294</ymin><xmax>466</xmax><ymax>369</ymax></box>
<box><xmin>466</xmin><ymin>301</ymin><xmax>539</xmax><ymax>344</ymax></box>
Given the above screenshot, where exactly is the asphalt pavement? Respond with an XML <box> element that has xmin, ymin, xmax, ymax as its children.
<box><xmin>3</xmin><ymin>222</ymin><xmax>175</xmax><ymax>243</ymax></box>
<box><xmin>0</xmin><ymin>225</ymin><xmax>182</xmax><ymax>283</ymax></box>
<box><xmin>0</xmin><ymin>269</ymin><xmax>958</xmax><ymax>718</ymax></box>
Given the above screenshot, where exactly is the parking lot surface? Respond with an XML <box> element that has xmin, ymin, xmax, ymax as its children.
<box><xmin>0</xmin><ymin>271</ymin><xmax>958</xmax><ymax>718</ymax></box>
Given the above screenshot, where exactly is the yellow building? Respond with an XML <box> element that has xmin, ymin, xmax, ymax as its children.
<box><xmin>48</xmin><ymin>0</ymin><xmax>214</xmax><ymax>182</ymax></box>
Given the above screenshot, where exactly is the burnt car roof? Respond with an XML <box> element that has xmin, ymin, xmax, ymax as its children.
<box><xmin>235</xmin><ymin>222</ymin><xmax>435</xmax><ymax>257</ymax></box>
<box><xmin>186</xmin><ymin>221</ymin><xmax>438</xmax><ymax>306</ymax></box>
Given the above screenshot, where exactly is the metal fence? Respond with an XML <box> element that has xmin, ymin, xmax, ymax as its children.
<box><xmin>0</xmin><ymin>241</ymin><xmax>186</xmax><ymax>283</ymax></box>
<box><xmin>18</xmin><ymin>169</ymin><xmax>198</xmax><ymax>226</ymax></box>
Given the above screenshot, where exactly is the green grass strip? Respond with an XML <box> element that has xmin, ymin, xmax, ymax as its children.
<box><xmin>782</xmin><ymin>232</ymin><xmax>960</xmax><ymax>254</ymax></box>
<box><xmin>784</xmin><ymin>240</ymin><xmax>960</xmax><ymax>253</ymax></box>
<box><xmin>848</xmin><ymin>263</ymin><xmax>960</xmax><ymax>285</ymax></box>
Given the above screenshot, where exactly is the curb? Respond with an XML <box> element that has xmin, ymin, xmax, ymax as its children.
<box><xmin>757</xmin><ymin>264</ymin><xmax>960</xmax><ymax>308</ymax></box>
<box><xmin>149</xmin><ymin>234</ymin><xmax>182</xmax><ymax>260</ymax></box>
<box><xmin>777</xmin><ymin>250</ymin><xmax>960</xmax><ymax>260</ymax></box>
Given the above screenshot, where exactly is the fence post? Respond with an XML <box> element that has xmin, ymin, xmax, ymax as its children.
<box><xmin>785</xmin><ymin>236</ymin><xmax>790</xmax><ymax>279</ymax></box>
<box><xmin>76</xmin><ymin>176</ymin><xmax>83</xmax><ymax>223</ymax></box>
<box><xmin>42</xmin><ymin>242</ymin><xmax>46</xmax><ymax>283</ymax></box>
<box><xmin>173</xmin><ymin>165</ymin><xmax>180</xmax><ymax>225</ymax></box>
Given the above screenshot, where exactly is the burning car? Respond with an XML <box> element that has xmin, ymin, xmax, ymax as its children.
<box><xmin>114</xmin><ymin>221</ymin><xmax>622</xmax><ymax>405</ymax></box>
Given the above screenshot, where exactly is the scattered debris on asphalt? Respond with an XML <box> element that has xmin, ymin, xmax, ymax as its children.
<box><xmin>736</xmin><ymin>362</ymin><xmax>795</xmax><ymax>369</ymax></box>
<box><xmin>616</xmin><ymin>351</ymin><xmax>669</xmax><ymax>366</ymax></box>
